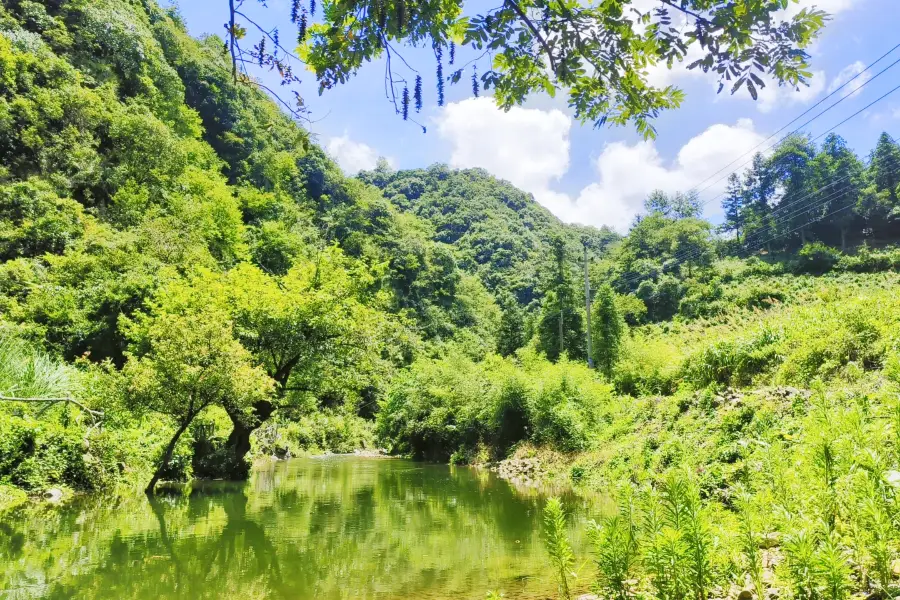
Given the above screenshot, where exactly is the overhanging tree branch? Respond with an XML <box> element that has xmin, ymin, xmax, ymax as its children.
<box><xmin>658</xmin><ymin>0</ymin><xmax>711</xmax><ymax>26</ymax></box>
<box><xmin>0</xmin><ymin>394</ymin><xmax>104</xmax><ymax>424</ymax></box>
<box><xmin>505</xmin><ymin>0</ymin><xmax>557</xmax><ymax>73</ymax></box>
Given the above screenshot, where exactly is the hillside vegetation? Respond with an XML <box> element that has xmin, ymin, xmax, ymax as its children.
<box><xmin>4</xmin><ymin>2</ymin><xmax>900</xmax><ymax>600</ymax></box>
<box><xmin>0</xmin><ymin>0</ymin><xmax>606</xmax><ymax>497</ymax></box>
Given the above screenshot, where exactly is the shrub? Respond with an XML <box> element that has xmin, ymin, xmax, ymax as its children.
<box><xmin>681</xmin><ymin>326</ymin><xmax>782</xmax><ymax>388</ymax></box>
<box><xmin>730</xmin><ymin>283</ymin><xmax>787</xmax><ymax>310</ymax></box>
<box><xmin>777</xmin><ymin>301</ymin><xmax>887</xmax><ymax>384</ymax></box>
<box><xmin>835</xmin><ymin>245</ymin><xmax>900</xmax><ymax>273</ymax></box>
<box><xmin>281</xmin><ymin>411</ymin><xmax>375</xmax><ymax>454</ymax></box>
<box><xmin>376</xmin><ymin>351</ymin><xmax>612</xmax><ymax>460</ymax></box>
<box><xmin>613</xmin><ymin>336</ymin><xmax>682</xmax><ymax>396</ymax></box>
<box><xmin>793</xmin><ymin>242</ymin><xmax>841</xmax><ymax>275</ymax></box>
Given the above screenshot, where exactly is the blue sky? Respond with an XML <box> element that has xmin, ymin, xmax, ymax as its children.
<box><xmin>172</xmin><ymin>0</ymin><xmax>900</xmax><ymax>232</ymax></box>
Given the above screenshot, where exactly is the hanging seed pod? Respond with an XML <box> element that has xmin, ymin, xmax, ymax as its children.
<box><xmin>435</xmin><ymin>45</ymin><xmax>445</xmax><ymax>107</ymax></box>
<box><xmin>291</xmin><ymin>0</ymin><xmax>301</xmax><ymax>23</ymax></box>
<box><xmin>449</xmin><ymin>41</ymin><xmax>455</xmax><ymax>65</ymax></box>
<box><xmin>298</xmin><ymin>11</ymin><xmax>308</xmax><ymax>42</ymax></box>
<box><xmin>258</xmin><ymin>37</ymin><xmax>266</xmax><ymax>66</ymax></box>
<box><xmin>402</xmin><ymin>85</ymin><xmax>410</xmax><ymax>120</ymax></box>
<box><xmin>414</xmin><ymin>75</ymin><xmax>423</xmax><ymax>112</ymax></box>
<box><xmin>396</xmin><ymin>0</ymin><xmax>406</xmax><ymax>32</ymax></box>
<box><xmin>310</xmin><ymin>0</ymin><xmax>316</xmax><ymax>17</ymax></box>
<box><xmin>377</xmin><ymin>0</ymin><xmax>387</xmax><ymax>29</ymax></box>
<box><xmin>471</xmin><ymin>65</ymin><xmax>479</xmax><ymax>97</ymax></box>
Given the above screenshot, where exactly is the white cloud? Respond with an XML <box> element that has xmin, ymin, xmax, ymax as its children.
<box><xmin>730</xmin><ymin>70</ymin><xmax>827</xmax><ymax>113</ymax></box>
<box><xmin>784</xmin><ymin>0</ymin><xmax>863</xmax><ymax>17</ymax></box>
<box><xmin>644</xmin><ymin>43</ymin><xmax>707</xmax><ymax>89</ymax></box>
<box><xmin>763</xmin><ymin>72</ymin><xmax>827</xmax><ymax>112</ymax></box>
<box><xmin>552</xmin><ymin>119</ymin><xmax>767</xmax><ymax>232</ymax></box>
<box><xmin>435</xmin><ymin>96</ymin><xmax>767</xmax><ymax>233</ymax></box>
<box><xmin>828</xmin><ymin>61</ymin><xmax>870</xmax><ymax>97</ymax></box>
<box><xmin>435</xmin><ymin>97</ymin><xmax>571</xmax><ymax>194</ymax></box>
<box><xmin>326</xmin><ymin>134</ymin><xmax>394</xmax><ymax>174</ymax></box>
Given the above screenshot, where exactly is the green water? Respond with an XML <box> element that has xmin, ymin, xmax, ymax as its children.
<box><xmin>0</xmin><ymin>457</ymin><xmax>602</xmax><ymax>599</ymax></box>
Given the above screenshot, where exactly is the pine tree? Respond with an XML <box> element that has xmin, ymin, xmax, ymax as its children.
<box><xmin>870</xmin><ymin>132</ymin><xmax>900</xmax><ymax>203</ymax></box>
<box><xmin>768</xmin><ymin>135</ymin><xmax>817</xmax><ymax>247</ymax></box>
<box><xmin>591</xmin><ymin>284</ymin><xmax>625</xmax><ymax>377</ymax></box>
<box><xmin>811</xmin><ymin>134</ymin><xmax>864</xmax><ymax>249</ymax></box>
<box><xmin>496</xmin><ymin>292</ymin><xmax>525</xmax><ymax>357</ymax></box>
<box><xmin>537</xmin><ymin>236</ymin><xmax>585</xmax><ymax>361</ymax></box>
<box><xmin>721</xmin><ymin>173</ymin><xmax>746</xmax><ymax>244</ymax></box>
<box><xmin>862</xmin><ymin>132</ymin><xmax>900</xmax><ymax>238</ymax></box>
<box><xmin>742</xmin><ymin>152</ymin><xmax>775</xmax><ymax>251</ymax></box>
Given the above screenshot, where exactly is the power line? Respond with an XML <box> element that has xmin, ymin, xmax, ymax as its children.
<box><xmin>615</xmin><ymin>154</ymin><xmax>900</xmax><ymax>288</ymax></box>
<box><xmin>630</xmin><ymin>131</ymin><xmax>900</xmax><ymax>275</ymax></box>
<box><xmin>693</xmin><ymin>55</ymin><xmax>900</xmax><ymax>212</ymax></box>
<box><xmin>686</xmin><ymin>42</ymin><xmax>900</xmax><ymax>203</ymax></box>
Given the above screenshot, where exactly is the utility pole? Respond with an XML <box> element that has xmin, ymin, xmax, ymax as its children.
<box><xmin>583</xmin><ymin>241</ymin><xmax>594</xmax><ymax>369</ymax></box>
<box><xmin>558</xmin><ymin>304</ymin><xmax>565</xmax><ymax>358</ymax></box>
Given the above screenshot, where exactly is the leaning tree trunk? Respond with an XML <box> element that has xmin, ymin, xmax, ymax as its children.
<box><xmin>841</xmin><ymin>227</ymin><xmax>847</xmax><ymax>251</ymax></box>
<box><xmin>224</xmin><ymin>399</ymin><xmax>276</xmax><ymax>477</ymax></box>
<box><xmin>146</xmin><ymin>418</ymin><xmax>193</xmax><ymax>494</ymax></box>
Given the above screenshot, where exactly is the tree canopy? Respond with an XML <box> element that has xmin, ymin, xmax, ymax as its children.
<box><xmin>225</xmin><ymin>0</ymin><xmax>827</xmax><ymax>137</ymax></box>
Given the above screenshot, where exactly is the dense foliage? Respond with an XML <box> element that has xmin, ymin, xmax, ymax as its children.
<box><xmin>225</xmin><ymin>0</ymin><xmax>826</xmax><ymax>138</ymax></box>
<box><xmin>6</xmin><ymin>3</ymin><xmax>900</xmax><ymax>600</ymax></box>
<box><xmin>0</xmin><ymin>0</ymin><xmax>616</xmax><ymax>496</ymax></box>
<box><xmin>0</xmin><ymin>0</ymin><xmax>514</xmax><ymax>493</ymax></box>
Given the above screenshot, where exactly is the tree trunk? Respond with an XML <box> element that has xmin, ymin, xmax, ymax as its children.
<box><xmin>841</xmin><ymin>226</ymin><xmax>847</xmax><ymax>251</ymax></box>
<box><xmin>558</xmin><ymin>308</ymin><xmax>564</xmax><ymax>360</ymax></box>
<box><xmin>146</xmin><ymin>417</ymin><xmax>193</xmax><ymax>494</ymax></box>
<box><xmin>225</xmin><ymin>399</ymin><xmax>276</xmax><ymax>472</ymax></box>
<box><xmin>800</xmin><ymin>226</ymin><xmax>807</xmax><ymax>245</ymax></box>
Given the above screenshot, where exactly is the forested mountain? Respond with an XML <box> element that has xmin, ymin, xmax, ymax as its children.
<box><xmin>360</xmin><ymin>164</ymin><xmax>619</xmax><ymax>306</ymax></box>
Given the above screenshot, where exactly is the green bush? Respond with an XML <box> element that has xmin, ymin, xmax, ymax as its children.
<box><xmin>376</xmin><ymin>351</ymin><xmax>612</xmax><ymax>460</ymax></box>
<box><xmin>835</xmin><ymin>245</ymin><xmax>900</xmax><ymax>273</ymax></box>
<box><xmin>681</xmin><ymin>326</ymin><xmax>782</xmax><ymax>388</ymax></box>
<box><xmin>0</xmin><ymin>411</ymin><xmax>175</xmax><ymax>492</ymax></box>
<box><xmin>793</xmin><ymin>242</ymin><xmax>841</xmax><ymax>275</ymax></box>
<box><xmin>283</xmin><ymin>411</ymin><xmax>375</xmax><ymax>454</ymax></box>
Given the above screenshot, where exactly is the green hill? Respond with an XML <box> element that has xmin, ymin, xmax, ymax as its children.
<box><xmin>360</xmin><ymin>165</ymin><xmax>619</xmax><ymax>306</ymax></box>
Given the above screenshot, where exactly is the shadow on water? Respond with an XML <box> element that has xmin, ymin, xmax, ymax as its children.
<box><xmin>0</xmin><ymin>458</ymin><xmax>607</xmax><ymax>600</ymax></box>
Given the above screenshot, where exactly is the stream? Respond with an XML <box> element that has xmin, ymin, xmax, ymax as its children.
<box><xmin>0</xmin><ymin>457</ymin><xmax>604</xmax><ymax>599</ymax></box>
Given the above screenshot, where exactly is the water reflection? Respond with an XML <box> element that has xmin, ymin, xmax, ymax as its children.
<box><xmin>1</xmin><ymin>458</ymin><xmax>602</xmax><ymax>599</ymax></box>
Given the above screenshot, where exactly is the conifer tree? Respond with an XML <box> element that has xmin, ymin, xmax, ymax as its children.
<box><xmin>591</xmin><ymin>284</ymin><xmax>625</xmax><ymax>378</ymax></box>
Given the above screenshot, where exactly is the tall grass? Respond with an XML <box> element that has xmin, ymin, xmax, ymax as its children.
<box><xmin>588</xmin><ymin>490</ymin><xmax>638</xmax><ymax>600</ymax></box>
<box><xmin>0</xmin><ymin>334</ymin><xmax>77</xmax><ymax>399</ymax></box>
<box><xmin>737</xmin><ymin>493</ymin><xmax>766</xmax><ymax>600</ymax></box>
<box><xmin>543</xmin><ymin>497</ymin><xmax>575</xmax><ymax>600</ymax></box>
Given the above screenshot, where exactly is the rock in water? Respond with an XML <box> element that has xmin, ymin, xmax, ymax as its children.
<box><xmin>43</xmin><ymin>488</ymin><xmax>63</xmax><ymax>503</ymax></box>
